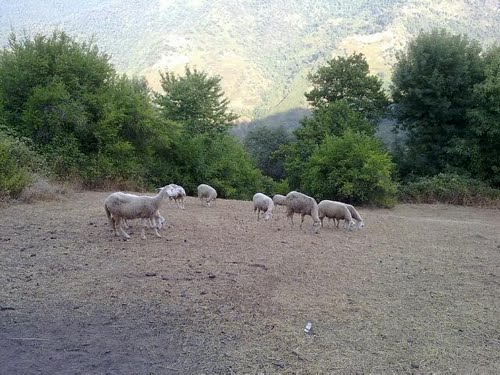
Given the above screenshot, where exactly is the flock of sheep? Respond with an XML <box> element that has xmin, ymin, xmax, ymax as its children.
<box><xmin>104</xmin><ymin>184</ymin><xmax>364</xmax><ymax>239</ymax></box>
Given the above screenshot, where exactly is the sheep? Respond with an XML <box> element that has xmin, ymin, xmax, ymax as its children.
<box><xmin>317</xmin><ymin>200</ymin><xmax>356</xmax><ymax>230</ymax></box>
<box><xmin>113</xmin><ymin>193</ymin><xmax>166</xmax><ymax>230</ymax></box>
<box><xmin>122</xmin><ymin>209</ymin><xmax>165</xmax><ymax>230</ymax></box>
<box><xmin>284</xmin><ymin>191</ymin><xmax>321</xmax><ymax>233</ymax></box>
<box><xmin>197</xmin><ymin>184</ymin><xmax>217</xmax><ymax>206</ymax></box>
<box><xmin>272</xmin><ymin>194</ymin><xmax>286</xmax><ymax>206</ymax></box>
<box><xmin>168</xmin><ymin>184</ymin><xmax>186</xmax><ymax>209</ymax></box>
<box><xmin>345</xmin><ymin>204</ymin><xmax>365</xmax><ymax>229</ymax></box>
<box><xmin>253</xmin><ymin>193</ymin><xmax>274</xmax><ymax>221</ymax></box>
<box><xmin>104</xmin><ymin>185</ymin><xmax>176</xmax><ymax>240</ymax></box>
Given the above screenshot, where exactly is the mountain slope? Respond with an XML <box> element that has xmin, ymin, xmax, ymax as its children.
<box><xmin>1</xmin><ymin>0</ymin><xmax>499</xmax><ymax>120</ymax></box>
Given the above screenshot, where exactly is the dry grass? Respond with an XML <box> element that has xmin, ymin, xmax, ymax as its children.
<box><xmin>0</xmin><ymin>193</ymin><xmax>499</xmax><ymax>374</ymax></box>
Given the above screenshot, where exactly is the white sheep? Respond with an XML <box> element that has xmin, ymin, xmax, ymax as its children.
<box><xmin>104</xmin><ymin>185</ymin><xmax>176</xmax><ymax>240</ymax></box>
<box><xmin>167</xmin><ymin>184</ymin><xmax>186</xmax><ymax>209</ymax></box>
<box><xmin>345</xmin><ymin>203</ymin><xmax>365</xmax><ymax>229</ymax></box>
<box><xmin>284</xmin><ymin>191</ymin><xmax>321</xmax><ymax>233</ymax></box>
<box><xmin>253</xmin><ymin>193</ymin><xmax>274</xmax><ymax>221</ymax></box>
<box><xmin>272</xmin><ymin>194</ymin><xmax>286</xmax><ymax>206</ymax></box>
<box><xmin>197</xmin><ymin>184</ymin><xmax>217</xmax><ymax>206</ymax></box>
<box><xmin>122</xmin><ymin>209</ymin><xmax>165</xmax><ymax>230</ymax></box>
<box><xmin>318</xmin><ymin>200</ymin><xmax>356</xmax><ymax>230</ymax></box>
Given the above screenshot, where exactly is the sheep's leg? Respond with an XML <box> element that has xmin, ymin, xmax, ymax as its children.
<box><xmin>153</xmin><ymin>226</ymin><xmax>161</xmax><ymax>238</ymax></box>
<box><xmin>300</xmin><ymin>214</ymin><xmax>306</xmax><ymax>229</ymax></box>
<box><xmin>111</xmin><ymin>217</ymin><xmax>118</xmax><ymax>236</ymax></box>
<box><xmin>287</xmin><ymin>212</ymin><xmax>294</xmax><ymax>226</ymax></box>
<box><xmin>117</xmin><ymin>218</ymin><xmax>131</xmax><ymax>239</ymax></box>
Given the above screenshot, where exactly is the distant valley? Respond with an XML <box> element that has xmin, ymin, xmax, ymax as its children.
<box><xmin>1</xmin><ymin>0</ymin><xmax>499</xmax><ymax>125</ymax></box>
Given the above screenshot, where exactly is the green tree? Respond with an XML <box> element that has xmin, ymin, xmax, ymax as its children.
<box><xmin>467</xmin><ymin>46</ymin><xmax>500</xmax><ymax>187</ymax></box>
<box><xmin>243</xmin><ymin>125</ymin><xmax>292</xmax><ymax>180</ymax></box>
<box><xmin>0</xmin><ymin>31</ymin><xmax>171</xmax><ymax>187</ymax></box>
<box><xmin>305</xmin><ymin>52</ymin><xmax>389</xmax><ymax>121</ymax></box>
<box><xmin>155</xmin><ymin>66</ymin><xmax>238</xmax><ymax>134</ymax></box>
<box><xmin>302</xmin><ymin>130</ymin><xmax>397</xmax><ymax>207</ymax></box>
<box><xmin>391</xmin><ymin>29</ymin><xmax>484</xmax><ymax>178</ymax></box>
<box><xmin>281</xmin><ymin>101</ymin><xmax>375</xmax><ymax>190</ymax></box>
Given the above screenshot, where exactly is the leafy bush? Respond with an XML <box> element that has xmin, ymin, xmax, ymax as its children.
<box><xmin>398</xmin><ymin>173</ymin><xmax>500</xmax><ymax>206</ymax></box>
<box><xmin>302</xmin><ymin>130</ymin><xmax>397</xmax><ymax>207</ymax></box>
<box><xmin>0</xmin><ymin>130</ymin><xmax>47</xmax><ymax>198</ymax></box>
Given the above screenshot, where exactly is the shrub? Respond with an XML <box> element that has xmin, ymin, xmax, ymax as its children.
<box><xmin>398</xmin><ymin>173</ymin><xmax>500</xmax><ymax>206</ymax></box>
<box><xmin>0</xmin><ymin>130</ymin><xmax>48</xmax><ymax>198</ymax></box>
<box><xmin>302</xmin><ymin>130</ymin><xmax>397</xmax><ymax>207</ymax></box>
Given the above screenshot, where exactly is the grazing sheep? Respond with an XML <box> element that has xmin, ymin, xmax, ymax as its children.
<box><xmin>197</xmin><ymin>184</ymin><xmax>217</xmax><ymax>206</ymax></box>
<box><xmin>122</xmin><ymin>209</ymin><xmax>165</xmax><ymax>230</ymax></box>
<box><xmin>284</xmin><ymin>191</ymin><xmax>321</xmax><ymax>233</ymax></box>
<box><xmin>168</xmin><ymin>184</ymin><xmax>186</xmax><ymax>209</ymax></box>
<box><xmin>104</xmin><ymin>185</ymin><xmax>176</xmax><ymax>239</ymax></box>
<box><xmin>272</xmin><ymin>194</ymin><xmax>286</xmax><ymax>206</ymax></box>
<box><xmin>253</xmin><ymin>193</ymin><xmax>275</xmax><ymax>221</ymax></box>
<box><xmin>318</xmin><ymin>200</ymin><xmax>356</xmax><ymax>230</ymax></box>
<box><xmin>345</xmin><ymin>204</ymin><xmax>364</xmax><ymax>229</ymax></box>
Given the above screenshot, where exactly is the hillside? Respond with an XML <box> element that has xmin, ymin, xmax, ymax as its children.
<box><xmin>1</xmin><ymin>0</ymin><xmax>499</xmax><ymax>121</ymax></box>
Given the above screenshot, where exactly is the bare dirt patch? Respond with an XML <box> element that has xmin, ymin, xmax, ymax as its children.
<box><xmin>1</xmin><ymin>192</ymin><xmax>499</xmax><ymax>374</ymax></box>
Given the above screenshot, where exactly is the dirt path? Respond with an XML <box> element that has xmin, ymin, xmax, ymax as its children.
<box><xmin>1</xmin><ymin>192</ymin><xmax>499</xmax><ymax>374</ymax></box>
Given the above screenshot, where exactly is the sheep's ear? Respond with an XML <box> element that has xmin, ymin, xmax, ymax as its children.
<box><xmin>155</xmin><ymin>187</ymin><xmax>162</xmax><ymax>191</ymax></box>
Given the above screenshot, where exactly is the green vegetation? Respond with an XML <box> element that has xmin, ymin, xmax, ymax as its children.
<box><xmin>398</xmin><ymin>174</ymin><xmax>500</xmax><ymax>206</ymax></box>
<box><xmin>243</xmin><ymin>125</ymin><xmax>292</xmax><ymax>181</ymax></box>
<box><xmin>0</xmin><ymin>128</ymin><xmax>47</xmax><ymax>199</ymax></box>
<box><xmin>392</xmin><ymin>29</ymin><xmax>500</xmax><ymax>192</ymax></box>
<box><xmin>0</xmin><ymin>28</ymin><xmax>498</xmax><ymax>207</ymax></box>
<box><xmin>280</xmin><ymin>54</ymin><xmax>397</xmax><ymax>207</ymax></box>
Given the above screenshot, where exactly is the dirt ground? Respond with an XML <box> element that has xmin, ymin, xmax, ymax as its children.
<box><xmin>0</xmin><ymin>191</ymin><xmax>499</xmax><ymax>374</ymax></box>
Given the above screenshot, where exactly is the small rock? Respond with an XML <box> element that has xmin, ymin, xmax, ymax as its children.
<box><xmin>30</xmin><ymin>253</ymin><xmax>36</xmax><ymax>257</ymax></box>
<box><xmin>208</xmin><ymin>273</ymin><xmax>216</xmax><ymax>279</ymax></box>
<box><xmin>145</xmin><ymin>272</ymin><xmax>157</xmax><ymax>277</ymax></box>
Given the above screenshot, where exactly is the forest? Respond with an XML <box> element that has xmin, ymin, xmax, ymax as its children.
<box><xmin>0</xmin><ymin>29</ymin><xmax>499</xmax><ymax>207</ymax></box>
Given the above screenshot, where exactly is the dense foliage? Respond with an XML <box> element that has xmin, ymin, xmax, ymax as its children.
<box><xmin>155</xmin><ymin>66</ymin><xmax>238</xmax><ymax>135</ymax></box>
<box><xmin>0</xmin><ymin>128</ymin><xmax>47</xmax><ymax>198</ymax></box>
<box><xmin>1</xmin><ymin>29</ymin><xmax>498</xmax><ymax>206</ymax></box>
<box><xmin>243</xmin><ymin>125</ymin><xmax>292</xmax><ymax>181</ymax></box>
<box><xmin>392</xmin><ymin>30</ymin><xmax>483</xmax><ymax>178</ymax></box>
<box><xmin>302</xmin><ymin>130</ymin><xmax>397</xmax><ymax>207</ymax></box>
<box><xmin>306</xmin><ymin>53</ymin><xmax>389</xmax><ymax>121</ymax></box>
<box><xmin>281</xmin><ymin>58</ymin><xmax>397</xmax><ymax>207</ymax></box>
<box><xmin>398</xmin><ymin>173</ymin><xmax>500</xmax><ymax>206</ymax></box>
<box><xmin>0</xmin><ymin>31</ymin><xmax>268</xmax><ymax>199</ymax></box>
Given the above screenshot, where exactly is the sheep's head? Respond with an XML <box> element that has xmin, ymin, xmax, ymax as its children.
<box><xmin>347</xmin><ymin>220</ymin><xmax>356</xmax><ymax>231</ymax></box>
<box><xmin>160</xmin><ymin>185</ymin><xmax>178</xmax><ymax>198</ymax></box>
<box><xmin>312</xmin><ymin>221</ymin><xmax>321</xmax><ymax>234</ymax></box>
<box><xmin>264</xmin><ymin>210</ymin><xmax>273</xmax><ymax>221</ymax></box>
<box><xmin>357</xmin><ymin>220</ymin><xmax>365</xmax><ymax>229</ymax></box>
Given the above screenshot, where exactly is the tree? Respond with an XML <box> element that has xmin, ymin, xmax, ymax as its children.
<box><xmin>391</xmin><ymin>29</ymin><xmax>484</xmax><ymax>179</ymax></box>
<box><xmin>302</xmin><ymin>130</ymin><xmax>397</xmax><ymax>207</ymax></box>
<box><xmin>281</xmin><ymin>101</ymin><xmax>375</xmax><ymax>190</ymax></box>
<box><xmin>0</xmin><ymin>31</ymin><xmax>171</xmax><ymax>186</ymax></box>
<box><xmin>243</xmin><ymin>125</ymin><xmax>292</xmax><ymax>180</ymax></box>
<box><xmin>155</xmin><ymin>66</ymin><xmax>238</xmax><ymax>134</ymax></box>
<box><xmin>305</xmin><ymin>52</ymin><xmax>389</xmax><ymax>121</ymax></box>
<box><xmin>466</xmin><ymin>46</ymin><xmax>500</xmax><ymax>187</ymax></box>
